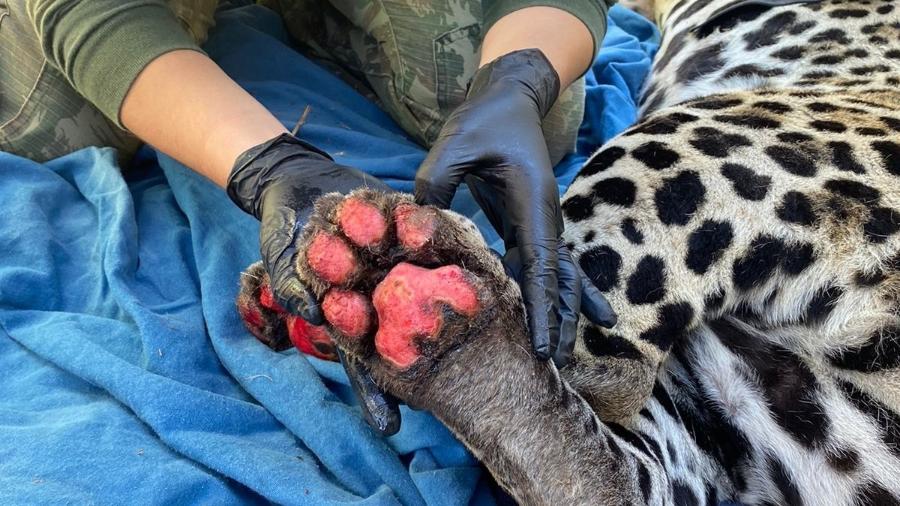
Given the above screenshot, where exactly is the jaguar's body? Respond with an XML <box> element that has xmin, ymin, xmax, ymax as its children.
<box><xmin>557</xmin><ymin>1</ymin><xmax>900</xmax><ymax>503</ymax></box>
<box><xmin>239</xmin><ymin>2</ymin><xmax>900</xmax><ymax>504</ymax></box>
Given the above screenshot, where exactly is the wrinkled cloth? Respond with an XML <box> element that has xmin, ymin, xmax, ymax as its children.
<box><xmin>0</xmin><ymin>5</ymin><xmax>657</xmax><ymax>505</ymax></box>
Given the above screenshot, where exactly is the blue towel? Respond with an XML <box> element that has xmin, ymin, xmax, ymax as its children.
<box><xmin>0</xmin><ymin>6</ymin><xmax>657</xmax><ymax>505</ymax></box>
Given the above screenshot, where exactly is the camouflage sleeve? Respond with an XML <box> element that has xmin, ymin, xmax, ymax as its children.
<box><xmin>483</xmin><ymin>0</ymin><xmax>612</xmax><ymax>63</ymax></box>
<box><xmin>25</xmin><ymin>0</ymin><xmax>203</xmax><ymax>128</ymax></box>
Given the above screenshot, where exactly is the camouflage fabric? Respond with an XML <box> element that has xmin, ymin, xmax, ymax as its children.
<box><xmin>262</xmin><ymin>0</ymin><xmax>584</xmax><ymax>165</ymax></box>
<box><xmin>0</xmin><ymin>0</ymin><xmax>583</xmax><ymax>165</ymax></box>
<box><xmin>0</xmin><ymin>2</ymin><xmax>139</xmax><ymax>163</ymax></box>
<box><xmin>0</xmin><ymin>0</ymin><xmax>214</xmax><ymax>163</ymax></box>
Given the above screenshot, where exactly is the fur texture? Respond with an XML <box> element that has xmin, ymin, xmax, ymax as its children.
<box><xmin>238</xmin><ymin>2</ymin><xmax>900</xmax><ymax>504</ymax></box>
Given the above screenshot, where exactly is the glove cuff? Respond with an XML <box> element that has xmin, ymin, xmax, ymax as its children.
<box><xmin>226</xmin><ymin>133</ymin><xmax>333</xmax><ymax>218</ymax></box>
<box><xmin>467</xmin><ymin>48</ymin><xmax>561</xmax><ymax>118</ymax></box>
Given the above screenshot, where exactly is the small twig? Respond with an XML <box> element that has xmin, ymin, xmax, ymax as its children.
<box><xmin>291</xmin><ymin>105</ymin><xmax>312</xmax><ymax>136</ymax></box>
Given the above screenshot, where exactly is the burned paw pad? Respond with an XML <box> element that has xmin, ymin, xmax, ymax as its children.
<box><xmin>371</xmin><ymin>263</ymin><xmax>480</xmax><ymax>368</ymax></box>
<box><xmin>237</xmin><ymin>269</ymin><xmax>338</xmax><ymax>361</ymax></box>
<box><xmin>393</xmin><ymin>203</ymin><xmax>437</xmax><ymax>250</ymax></box>
<box><xmin>322</xmin><ymin>289</ymin><xmax>374</xmax><ymax>338</ymax></box>
<box><xmin>239</xmin><ymin>192</ymin><xmax>491</xmax><ymax>370</ymax></box>
<box><xmin>306</xmin><ymin>233</ymin><xmax>358</xmax><ymax>285</ymax></box>
<box><xmin>337</xmin><ymin>197</ymin><xmax>388</xmax><ymax>247</ymax></box>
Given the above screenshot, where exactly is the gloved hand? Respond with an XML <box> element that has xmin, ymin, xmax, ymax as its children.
<box><xmin>228</xmin><ymin>133</ymin><xmax>400</xmax><ymax>435</ymax></box>
<box><xmin>415</xmin><ymin>49</ymin><xmax>616</xmax><ymax>367</ymax></box>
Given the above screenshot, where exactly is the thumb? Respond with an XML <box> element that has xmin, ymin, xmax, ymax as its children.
<box><xmin>260</xmin><ymin>205</ymin><xmax>323</xmax><ymax>323</ymax></box>
<box><xmin>414</xmin><ymin>142</ymin><xmax>470</xmax><ymax>209</ymax></box>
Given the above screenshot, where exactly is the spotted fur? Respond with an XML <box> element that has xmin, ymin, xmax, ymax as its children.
<box><xmin>239</xmin><ymin>2</ymin><xmax>900</xmax><ymax>504</ymax></box>
<box><xmin>556</xmin><ymin>0</ymin><xmax>900</xmax><ymax>503</ymax></box>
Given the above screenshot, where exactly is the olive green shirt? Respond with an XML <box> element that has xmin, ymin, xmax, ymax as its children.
<box><xmin>25</xmin><ymin>0</ymin><xmax>610</xmax><ymax>129</ymax></box>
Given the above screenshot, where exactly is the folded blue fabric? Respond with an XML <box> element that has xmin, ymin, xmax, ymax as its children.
<box><xmin>0</xmin><ymin>6</ymin><xmax>657</xmax><ymax>505</ymax></box>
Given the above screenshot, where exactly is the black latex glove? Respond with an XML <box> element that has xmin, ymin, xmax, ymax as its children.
<box><xmin>228</xmin><ymin>133</ymin><xmax>400</xmax><ymax>435</ymax></box>
<box><xmin>415</xmin><ymin>49</ymin><xmax>616</xmax><ymax>366</ymax></box>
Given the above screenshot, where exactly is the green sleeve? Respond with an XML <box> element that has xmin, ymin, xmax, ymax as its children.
<box><xmin>483</xmin><ymin>0</ymin><xmax>612</xmax><ymax>64</ymax></box>
<box><xmin>26</xmin><ymin>0</ymin><xmax>202</xmax><ymax>127</ymax></box>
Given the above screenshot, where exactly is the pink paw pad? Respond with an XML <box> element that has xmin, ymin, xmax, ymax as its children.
<box><xmin>371</xmin><ymin>263</ymin><xmax>480</xmax><ymax>368</ymax></box>
<box><xmin>238</xmin><ymin>285</ymin><xmax>284</xmax><ymax>345</ymax></box>
<box><xmin>287</xmin><ymin>315</ymin><xmax>336</xmax><ymax>360</ymax></box>
<box><xmin>322</xmin><ymin>289</ymin><xmax>375</xmax><ymax>338</ymax></box>
<box><xmin>306</xmin><ymin>233</ymin><xmax>357</xmax><ymax>284</ymax></box>
<box><xmin>238</xmin><ymin>303</ymin><xmax>265</xmax><ymax>330</ymax></box>
<box><xmin>258</xmin><ymin>284</ymin><xmax>285</xmax><ymax>313</ymax></box>
<box><xmin>238</xmin><ymin>283</ymin><xmax>337</xmax><ymax>360</ymax></box>
<box><xmin>394</xmin><ymin>204</ymin><xmax>437</xmax><ymax>250</ymax></box>
<box><xmin>338</xmin><ymin>197</ymin><xmax>387</xmax><ymax>247</ymax></box>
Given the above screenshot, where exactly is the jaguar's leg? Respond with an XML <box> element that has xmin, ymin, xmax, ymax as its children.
<box><xmin>237</xmin><ymin>190</ymin><xmax>673</xmax><ymax>505</ymax></box>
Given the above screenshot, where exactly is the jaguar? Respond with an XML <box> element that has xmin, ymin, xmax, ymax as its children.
<box><xmin>237</xmin><ymin>1</ymin><xmax>900</xmax><ymax>504</ymax></box>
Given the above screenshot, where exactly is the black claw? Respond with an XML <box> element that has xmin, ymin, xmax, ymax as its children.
<box><xmin>338</xmin><ymin>349</ymin><xmax>401</xmax><ymax>436</ymax></box>
<box><xmin>532</xmin><ymin>343</ymin><xmax>551</xmax><ymax>361</ymax></box>
<box><xmin>298</xmin><ymin>302</ymin><xmax>324</xmax><ymax>326</ymax></box>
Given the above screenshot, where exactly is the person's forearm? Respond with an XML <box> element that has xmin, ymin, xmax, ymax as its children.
<box><xmin>121</xmin><ymin>50</ymin><xmax>287</xmax><ymax>187</ymax></box>
<box><xmin>479</xmin><ymin>6</ymin><xmax>595</xmax><ymax>90</ymax></box>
